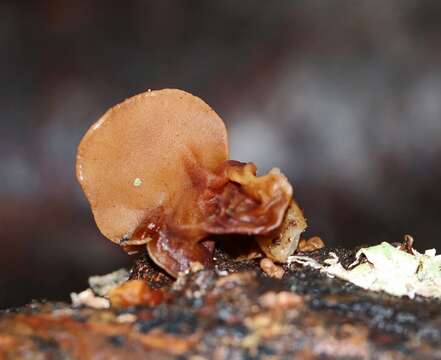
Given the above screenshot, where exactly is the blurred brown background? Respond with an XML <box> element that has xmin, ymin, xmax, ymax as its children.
<box><xmin>1</xmin><ymin>1</ymin><xmax>441</xmax><ymax>309</ymax></box>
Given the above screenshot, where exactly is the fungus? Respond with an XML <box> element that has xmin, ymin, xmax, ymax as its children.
<box><xmin>257</xmin><ymin>200</ymin><xmax>307</xmax><ymax>263</ymax></box>
<box><xmin>77</xmin><ymin>89</ymin><xmax>306</xmax><ymax>277</ymax></box>
<box><xmin>297</xmin><ymin>236</ymin><xmax>325</xmax><ymax>253</ymax></box>
<box><xmin>107</xmin><ymin>280</ymin><xmax>164</xmax><ymax>308</ymax></box>
<box><xmin>260</xmin><ymin>258</ymin><xmax>285</xmax><ymax>279</ymax></box>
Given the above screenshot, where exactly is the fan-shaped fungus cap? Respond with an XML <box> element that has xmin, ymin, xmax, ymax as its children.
<box><xmin>77</xmin><ymin>89</ymin><xmax>305</xmax><ymax>277</ymax></box>
<box><xmin>77</xmin><ymin>89</ymin><xmax>228</xmax><ymax>243</ymax></box>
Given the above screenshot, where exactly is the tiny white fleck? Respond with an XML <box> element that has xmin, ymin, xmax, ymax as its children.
<box><xmin>92</xmin><ymin>121</ymin><xmax>102</xmax><ymax>131</ymax></box>
<box><xmin>133</xmin><ymin>178</ymin><xmax>142</xmax><ymax>187</ymax></box>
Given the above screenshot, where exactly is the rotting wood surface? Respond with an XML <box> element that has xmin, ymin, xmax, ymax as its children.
<box><xmin>1</xmin><ymin>248</ymin><xmax>441</xmax><ymax>359</ymax></box>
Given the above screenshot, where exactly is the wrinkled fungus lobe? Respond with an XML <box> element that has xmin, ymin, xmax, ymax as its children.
<box><xmin>77</xmin><ymin>89</ymin><xmax>305</xmax><ymax>276</ymax></box>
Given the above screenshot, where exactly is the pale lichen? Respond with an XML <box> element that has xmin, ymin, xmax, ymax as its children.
<box><xmin>289</xmin><ymin>241</ymin><xmax>441</xmax><ymax>300</ymax></box>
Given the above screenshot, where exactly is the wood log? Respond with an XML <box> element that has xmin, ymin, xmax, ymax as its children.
<box><xmin>1</xmin><ymin>248</ymin><xmax>441</xmax><ymax>359</ymax></box>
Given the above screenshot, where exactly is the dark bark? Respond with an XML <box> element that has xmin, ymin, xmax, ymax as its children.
<box><xmin>1</xmin><ymin>248</ymin><xmax>441</xmax><ymax>359</ymax></box>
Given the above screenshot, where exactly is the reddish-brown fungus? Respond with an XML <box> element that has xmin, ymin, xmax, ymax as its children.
<box><xmin>107</xmin><ymin>280</ymin><xmax>164</xmax><ymax>308</ymax></box>
<box><xmin>76</xmin><ymin>89</ymin><xmax>306</xmax><ymax>277</ymax></box>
